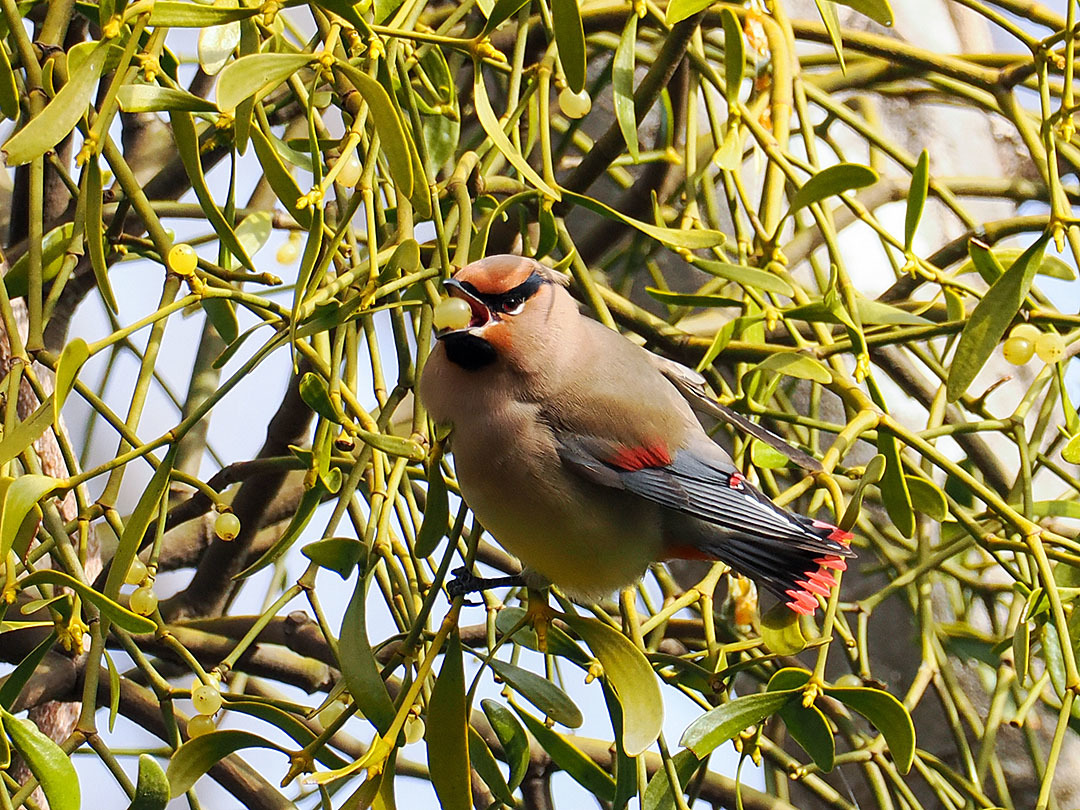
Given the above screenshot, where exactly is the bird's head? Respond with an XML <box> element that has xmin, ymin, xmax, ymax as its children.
<box><xmin>432</xmin><ymin>255</ymin><xmax>568</xmax><ymax>371</ymax></box>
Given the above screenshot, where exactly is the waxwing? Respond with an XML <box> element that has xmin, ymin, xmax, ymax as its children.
<box><xmin>418</xmin><ymin>255</ymin><xmax>854</xmax><ymax>614</ymax></box>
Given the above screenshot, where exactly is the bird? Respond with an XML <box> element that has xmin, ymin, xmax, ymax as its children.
<box><xmin>418</xmin><ymin>254</ymin><xmax>854</xmax><ymax>615</ymax></box>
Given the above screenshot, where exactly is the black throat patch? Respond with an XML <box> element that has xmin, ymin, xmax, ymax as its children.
<box><xmin>441</xmin><ymin>332</ymin><xmax>498</xmax><ymax>370</ymax></box>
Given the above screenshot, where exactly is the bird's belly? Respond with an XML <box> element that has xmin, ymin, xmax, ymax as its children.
<box><xmin>455</xmin><ymin>451</ymin><xmax>662</xmax><ymax>600</ymax></box>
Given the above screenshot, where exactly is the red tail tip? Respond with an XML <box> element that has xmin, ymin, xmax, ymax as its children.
<box><xmin>812</xmin><ymin>519</ymin><xmax>853</xmax><ymax>546</ymax></box>
<box><xmin>808</xmin><ymin>569</ymin><xmax>837</xmax><ymax>589</ymax></box>
<box><xmin>784</xmin><ymin>589</ymin><xmax>819</xmax><ymax>615</ymax></box>
<box><xmin>815</xmin><ymin>555</ymin><xmax>847</xmax><ymax>571</ymax></box>
<box><xmin>797</xmin><ymin>577</ymin><xmax>832</xmax><ymax>597</ymax></box>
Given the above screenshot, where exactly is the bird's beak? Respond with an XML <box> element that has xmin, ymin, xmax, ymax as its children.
<box><xmin>436</xmin><ymin>278</ymin><xmax>493</xmax><ymax>338</ymax></box>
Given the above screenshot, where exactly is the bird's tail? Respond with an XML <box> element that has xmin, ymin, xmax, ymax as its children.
<box><xmin>721</xmin><ymin>518</ymin><xmax>854</xmax><ymax>614</ymax></box>
<box><xmin>673</xmin><ymin>517</ymin><xmax>855</xmax><ymax>615</ymax></box>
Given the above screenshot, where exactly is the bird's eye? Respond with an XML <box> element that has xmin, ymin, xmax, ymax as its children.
<box><xmin>501</xmin><ymin>295</ymin><xmax>525</xmax><ymax>315</ymax></box>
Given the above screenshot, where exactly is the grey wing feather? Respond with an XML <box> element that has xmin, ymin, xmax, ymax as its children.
<box><xmin>647</xmin><ymin>354</ymin><xmax>824</xmax><ymax>473</ymax></box>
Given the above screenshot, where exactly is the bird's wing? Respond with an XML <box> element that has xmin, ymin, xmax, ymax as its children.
<box><xmin>647</xmin><ymin>354</ymin><xmax>824</xmax><ymax>473</ymax></box>
<box><xmin>553</xmin><ymin>430</ymin><xmax>843</xmax><ymax>552</ymax></box>
<box><xmin>552</xmin><ymin>429</ymin><xmax>854</xmax><ymax>612</ymax></box>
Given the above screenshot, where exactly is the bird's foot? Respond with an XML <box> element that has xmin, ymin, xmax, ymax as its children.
<box><xmin>446</xmin><ymin>567</ymin><xmax>526</xmax><ymax>602</ymax></box>
<box><xmin>525</xmin><ymin>587</ymin><xmax>557</xmax><ymax>653</ymax></box>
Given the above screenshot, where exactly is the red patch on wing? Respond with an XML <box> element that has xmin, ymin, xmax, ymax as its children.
<box><xmin>729</xmin><ymin>471</ymin><xmax>744</xmax><ymax>489</ymax></box>
<box><xmin>609</xmin><ymin>442</ymin><xmax>673</xmax><ymax>471</ymax></box>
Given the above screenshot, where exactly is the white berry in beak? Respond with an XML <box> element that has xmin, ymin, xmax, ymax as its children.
<box><xmin>433</xmin><ymin>296</ymin><xmax>473</xmax><ymax>331</ymax></box>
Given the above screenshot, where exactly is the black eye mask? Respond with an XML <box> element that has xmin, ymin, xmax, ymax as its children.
<box><xmin>458</xmin><ymin>271</ymin><xmax>547</xmax><ymax>315</ymax></box>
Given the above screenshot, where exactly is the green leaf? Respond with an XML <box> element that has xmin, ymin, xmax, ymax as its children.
<box><xmin>697</xmin><ymin>316</ymin><xmax>760</xmax><ymax>372</ymax></box>
<box><xmin>198</xmin><ymin>13</ymin><xmax>241</xmax><ymax>76</ymax></box>
<box><xmin>751</xmin><ymin>439</ymin><xmax>790</xmax><ymax>470</ymax></box>
<box><xmin>645</xmin><ymin>288</ymin><xmax>741</xmax><ymax>308</ymax></box>
<box><xmin>301</xmin><ymin>537</ymin><xmax>363</xmax><ymax>578</ymax></box>
<box><xmin>813</xmin><ymin>0</ymin><xmax>846</xmax><ymax>72</ymax></box>
<box><xmin>234</xmin><ymin>211</ymin><xmax>273</xmax><ymax>257</ymax></box>
<box><xmin>781</xmin><ymin>700</ymin><xmax>835</xmax><ymax>771</ymax></box>
<box><xmin>54</xmin><ymin>338</ymin><xmax>89</xmax><ymax>426</ymax></box>
<box><xmin>824</xmin><ymin>685</ymin><xmax>915</xmax><ymax>773</ymax></box>
<box><xmin>166</xmin><ymin>730</ymin><xmax>285</xmax><ymax>797</ymax></box>
<box><xmin>0</xmin><ymin>631</ymin><xmax>58</xmax><ymax>711</ymax></box>
<box><xmin>965</xmin><ymin>238</ymin><xmax>1005</xmax><ymax>285</ymax></box>
<box><xmin>480</xmin><ymin>0</ymin><xmax>533</xmax><ymax>35</ymax></box>
<box><xmin>0</xmin><ymin>38</ymin><xmax>18</xmax><ymax>121</ymax></box>
<box><xmin>202</xmin><ymin>298</ymin><xmax>239</xmax><ymax>344</ymax></box>
<box><xmin>787</xmin><ymin>163</ymin><xmax>878</xmax><ymax>218</ymax></box>
<box><xmin>680</xmin><ymin>689</ymin><xmax>797</xmax><ymax>757</ymax></box>
<box><xmin>84</xmin><ymin>159</ymin><xmax>118</xmax><ymax>313</ymax></box>
<box><xmin>721</xmin><ymin>9</ymin><xmax>744</xmax><ymax>103</ymax></box>
<box><xmin>904</xmin><ymin>149</ymin><xmax>929</xmax><ymax>252</ymax></box>
<box><xmin>513</xmin><ymin>704</ymin><xmax>616</xmax><ymax>801</ymax></box>
<box><xmin>495</xmin><ymin>607</ymin><xmax>591</xmax><ymax>665</ymax></box>
<box><xmin>690</xmin><ymin>256</ymin><xmax>794</xmax><ymax>296</ymax></box>
<box><xmin>355</xmin><ymin>428</ymin><xmax>426</xmax><ymax>461</ymax></box>
<box><xmin>1064</xmin><ymin>433</ymin><xmax>1080</xmax><ymax>464</ymax></box>
<box><xmin>834</xmin><ymin>0</ymin><xmax>893</xmax><ymax>26</ymax></box>
<box><xmin>552</xmin><ymin>0</ymin><xmax>586</xmax><ymax>94</ymax></box>
<box><xmin>309</xmin><ymin>0</ymin><xmax>370</xmax><ymax>28</ymax></box>
<box><xmin>1013</xmin><ymin>620</ymin><xmax>1030</xmax><ymax>684</ymax></box>
<box><xmin>216</xmin><ymin>53</ymin><xmax>313</xmax><ymax>112</ymax></box>
<box><xmin>104</xmin><ymin>449</ymin><xmax>174</xmax><ymax>603</ymax></box>
<box><xmin>474</xmin><ymin>70</ymin><xmax>560</xmax><ymax>199</ymax></box>
<box><xmin>488</xmin><ymin>657</ymin><xmax>583</xmax><ymax>728</ymax></box>
<box><xmin>0</xmin><ymin>707</ymin><xmax>80</xmax><ymax>810</ymax></box>
<box><xmin>665</xmin><ymin>0</ymin><xmax>711</xmax><ymax>25</ymax></box>
<box><xmin>904</xmin><ymin>476</ymin><xmax>947</xmax><ymax>521</ymax></box>
<box><xmin>149</xmin><ymin>1</ymin><xmax>259</xmax><ymax>25</ymax></box>
<box><xmin>467</xmin><ymin>727</ymin><xmax>514</xmax><ymax>805</ymax></box>
<box><xmin>299</xmin><ymin>372</ymin><xmax>346</xmax><ymax>424</ymax></box>
<box><xmin>642</xmin><ymin>749</ymin><xmax>701</xmax><ymax>810</ymax></box>
<box><xmin>877</xmin><ymin>429</ymin><xmax>914</xmax><ymax>537</ymax></box>
<box><xmin>613</xmin><ymin>14</ymin><xmax>639</xmax><ymax>161</ymax></box>
<box><xmin>169</xmin><ymin>111</ymin><xmax>256</xmax><ymax>271</ymax></box>
<box><xmin>754</xmin><ymin>352</ymin><xmax>833</xmax><ymax>384</ymax></box>
<box><xmin>2</xmin><ymin>42</ymin><xmax>106</xmax><ymax>165</ymax></box>
<box><xmin>128</xmin><ymin>755</ymin><xmax>170</xmax><ymax>810</ymax></box>
<box><xmin>957</xmin><ymin>246</ymin><xmax>1075</xmax><ymax>282</ymax></box>
<box><xmin>117</xmin><ymin>85</ymin><xmax>218</xmax><ymax>113</ymax></box>
<box><xmin>0</xmin><ymin>401</ymin><xmax>56</xmax><ymax>471</ymax></box>
<box><xmin>414</xmin><ymin>461</ymin><xmax>449</xmax><ymax>557</ymax></box>
<box><xmin>248</xmin><ymin>122</ymin><xmax>311</xmax><ymax>228</ymax></box>
<box><xmin>481</xmin><ymin>699</ymin><xmax>530</xmax><ymax>791</ymax></box>
<box><xmin>20</xmin><ymin>570</ymin><xmax>156</xmax><ymax>634</ymax></box>
<box><xmin>764</xmin><ymin>669</ymin><xmax>835</xmax><ymax>770</ymax></box>
<box><xmin>760</xmin><ymin>602</ymin><xmax>807</xmax><ymax>654</ymax></box>
<box><xmin>0</xmin><ymin>476</ymin><xmax>59</xmax><ymax>562</ymax></box>
<box><xmin>338</xmin><ymin>570</ymin><xmax>396</xmax><ymax>734</ymax></box>
<box><xmin>105</xmin><ymin>648</ymin><xmax>120</xmax><ymax>731</ymax></box>
<box><xmin>856</xmin><ymin>298</ymin><xmax>932</xmax><ymax>326</ymax></box>
<box><xmin>840</xmin><ymin>454</ymin><xmax>885</xmax><ymax>530</ymax></box>
<box><xmin>334</xmin><ymin>61</ymin><xmax>415</xmax><ymax>199</ymax></box>
<box><xmin>224</xmin><ymin>701</ymin><xmax>346</xmax><ymax>768</ymax></box>
<box><xmin>564</xmin><ymin>190</ymin><xmax>725</xmax><ymax>249</ymax></box>
<box><xmin>946</xmin><ymin>233</ymin><xmax>1050</xmax><ymax>401</ymax></box>
<box><xmin>5</xmin><ymin>222</ymin><xmax>76</xmax><ymax>299</ymax></box>
<box><xmin>425</xmin><ymin>632</ymin><xmax>472</xmax><ymax>810</ymax></box>
<box><xmin>561</xmin><ymin>612</ymin><xmax>662</xmax><ymax>756</ymax></box>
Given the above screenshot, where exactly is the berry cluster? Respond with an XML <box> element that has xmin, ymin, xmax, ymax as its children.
<box><xmin>1002</xmin><ymin>323</ymin><xmax>1066</xmax><ymax>366</ymax></box>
